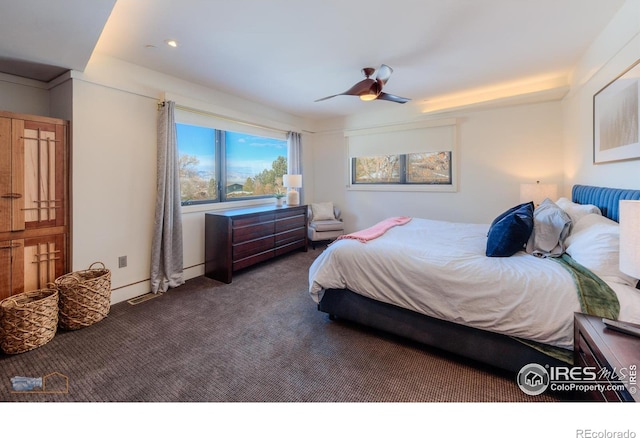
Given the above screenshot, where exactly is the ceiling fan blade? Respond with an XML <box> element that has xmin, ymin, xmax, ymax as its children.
<box><xmin>375</xmin><ymin>64</ymin><xmax>393</xmax><ymax>87</ymax></box>
<box><xmin>376</xmin><ymin>92</ymin><xmax>411</xmax><ymax>104</ymax></box>
<box><xmin>315</xmin><ymin>78</ymin><xmax>377</xmax><ymax>102</ymax></box>
<box><xmin>343</xmin><ymin>78</ymin><xmax>376</xmax><ymax>96</ymax></box>
<box><xmin>314</xmin><ymin>94</ymin><xmax>341</xmax><ymax>102</ymax></box>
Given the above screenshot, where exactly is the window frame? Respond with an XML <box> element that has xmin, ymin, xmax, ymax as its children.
<box><xmin>351</xmin><ymin>151</ymin><xmax>453</xmax><ymax>186</ymax></box>
<box><xmin>176</xmin><ymin>123</ymin><xmax>288</xmax><ymax>207</ymax></box>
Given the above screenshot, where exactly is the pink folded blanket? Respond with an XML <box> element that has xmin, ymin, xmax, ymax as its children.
<box><xmin>337</xmin><ymin>216</ymin><xmax>412</xmax><ymax>243</ymax></box>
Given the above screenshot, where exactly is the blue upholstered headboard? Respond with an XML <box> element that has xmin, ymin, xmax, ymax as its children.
<box><xmin>572</xmin><ymin>185</ymin><xmax>640</xmax><ymax>223</ymax></box>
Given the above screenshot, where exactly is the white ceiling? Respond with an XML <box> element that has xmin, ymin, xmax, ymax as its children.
<box><xmin>0</xmin><ymin>0</ymin><xmax>627</xmax><ymax>120</ymax></box>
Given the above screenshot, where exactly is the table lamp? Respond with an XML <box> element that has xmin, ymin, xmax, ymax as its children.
<box><xmin>283</xmin><ymin>174</ymin><xmax>302</xmax><ymax>206</ymax></box>
<box><xmin>519</xmin><ymin>181</ymin><xmax>558</xmax><ymax>207</ymax></box>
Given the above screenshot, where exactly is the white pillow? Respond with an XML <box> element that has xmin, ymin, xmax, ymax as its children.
<box><xmin>555</xmin><ymin>197</ymin><xmax>601</xmax><ymax>226</ymax></box>
<box><xmin>311</xmin><ymin>202</ymin><xmax>335</xmax><ymax>221</ymax></box>
<box><xmin>564</xmin><ymin>213</ymin><xmax>637</xmax><ymax>286</ymax></box>
<box><xmin>526</xmin><ymin>198</ymin><xmax>571</xmax><ymax>257</ymax></box>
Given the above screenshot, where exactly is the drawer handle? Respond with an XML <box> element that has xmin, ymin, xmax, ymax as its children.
<box><xmin>1</xmin><ymin>193</ymin><xmax>22</xmax><ymax>199</ymax></box>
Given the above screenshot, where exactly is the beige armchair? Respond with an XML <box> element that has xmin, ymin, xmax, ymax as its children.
<box><xmin>307</xmin><ymin>202</ymin><xmax>344</xmax><ymax>249</ymax></box>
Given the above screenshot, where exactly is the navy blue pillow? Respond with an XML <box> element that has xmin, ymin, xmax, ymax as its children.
<box><xmin>486</xmin><ymin>202</ymin><xmax>534</xmax><ymax>257</ymax></box>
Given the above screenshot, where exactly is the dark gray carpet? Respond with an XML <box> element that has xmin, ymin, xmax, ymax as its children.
<box><xmin>0</xmin><ymin>248</ymin><xmax>564</xmax><ymax>402</ymax></box>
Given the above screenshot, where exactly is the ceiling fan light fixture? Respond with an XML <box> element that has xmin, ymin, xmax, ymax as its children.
<box><xmin>315</xmin><ymin>64</ymin><xmax>410</xmax><ymax>104</ymax></box>
<box><xmin>359</xmin><ymin>93</ymin><xmax>377</xmax><ymax>101</ymax></box>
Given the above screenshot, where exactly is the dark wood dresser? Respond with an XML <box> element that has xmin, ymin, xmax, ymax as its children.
<box><xmin>204</xmin><ymin>204</ymin><xmax>308</xmax><ymax>283</ymax></box>
<box><xmin>574</xmin><ymin>313</ymin><xmax>639</xmax><ymax>402</ymax></box>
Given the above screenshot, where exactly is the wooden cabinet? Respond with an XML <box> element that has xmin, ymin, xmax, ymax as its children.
<box><xmin>574</xmin><ymin>313</ymin><xmax>639</xmax><ymax>402</ymax></box>
<box><xmin>205</xmin><ymin>204</ymin><xmax>307</xmax><ymax>283</ymax></box>
<box><xmin>0</xmin><ymin>111</ymin><xmax>69</xmax><ymax>300</ymax></box>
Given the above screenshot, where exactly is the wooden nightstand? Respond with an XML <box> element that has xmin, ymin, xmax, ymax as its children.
<box><xmin>573</xmin><ymin>313</ymin><xmax>640</xmax><ymax>402</ymax></box>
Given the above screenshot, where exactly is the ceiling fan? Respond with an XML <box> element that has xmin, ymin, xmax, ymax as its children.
<box><xmin>315</xmin><ymin>64</ymin><xmax>411</xmax><ymax>104</ymax></box>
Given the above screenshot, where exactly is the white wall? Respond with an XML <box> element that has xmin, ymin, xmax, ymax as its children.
<box><xmin>562</xmin><ymin>0</ymin><xmax>640</xmax><ymax>190</ymax></box>
<box><xmin>309</xmin><ymin>101</ymin><xmax>564</xmax><ymax>232</ymax></box>
<box><xmin>71</xmin><ymin>79</ymin><xmax>158</xmax><ymax>302</ymax></box>
<box><xmin>0</xmin><ymin>73</ymin><xmax>50</xmax><ymax>115</ymax></box>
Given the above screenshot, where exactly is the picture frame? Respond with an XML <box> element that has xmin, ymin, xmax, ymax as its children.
<box><xmin>593</xmin><ymin>59</ymin><xmax>640</xmax><ymax>164</ymax></box>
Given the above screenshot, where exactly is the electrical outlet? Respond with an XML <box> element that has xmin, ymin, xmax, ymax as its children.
<box><xmin>118</xmin><ymin>255</ymin><xmax>127</xmax><ymax>268</ymax></box>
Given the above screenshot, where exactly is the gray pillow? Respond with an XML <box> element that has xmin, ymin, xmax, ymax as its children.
<box><xmin>526</xmin><ymin>198</ymin><xmax>572</xmax><ymax>258</ymax></box>
<box><xmin>311</xmin><ymin>202</ymin><xmax>335</xmax><ymax>221</ymax></box>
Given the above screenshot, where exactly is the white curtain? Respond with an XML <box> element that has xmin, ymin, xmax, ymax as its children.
<box><xmin>151</xmin><ymin>101</ymin><xmax>185</xmax><ymax>293</ymax></box>
<box><xmin>287</xmin><ymin>131</ymin><xmax>303</xmax><ymax>203</ymax></box>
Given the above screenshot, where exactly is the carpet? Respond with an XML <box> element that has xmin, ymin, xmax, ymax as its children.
<box><xmin>0</xmin><ymin>248</ymin><xmax>564</xmax><ymax>402</ymax></box>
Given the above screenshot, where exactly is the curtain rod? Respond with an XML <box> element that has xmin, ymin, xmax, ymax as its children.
<box><xmin>159</xmin><ymin>101</ymin><xmax>293</xmax><ymax>135</ymax></box>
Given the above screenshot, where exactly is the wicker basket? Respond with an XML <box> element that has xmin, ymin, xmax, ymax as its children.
<box><xmin>55</xmin><ymin>262</ymin><xmax>111</xmax><ymax>330</ymax></box>
<box><xmin>0</xmin><ymin>288</ymin><xmax>59</xmax><ymax>354</ymax></box>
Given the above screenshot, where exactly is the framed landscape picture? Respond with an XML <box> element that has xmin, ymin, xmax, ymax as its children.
<box><xmin>593</xmin><ymin>59</ymin><xmax>640</xmax><ymax>164</ymax></box>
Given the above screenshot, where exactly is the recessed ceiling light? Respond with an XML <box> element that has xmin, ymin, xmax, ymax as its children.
<box><xmin>165</xmin><ymin>39</ymin><xmax>179</xmax><ymax>48</ymax></box>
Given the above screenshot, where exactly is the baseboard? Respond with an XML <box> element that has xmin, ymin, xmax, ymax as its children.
<box><xmin>110</xmin><ymin>264</ymin><xmax>204</xmax><ymax>305</ymax></box>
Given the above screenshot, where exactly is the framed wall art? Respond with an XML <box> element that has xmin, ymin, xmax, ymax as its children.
<box><xmin>593</xmin><ymin>59</ymin><xmax>640</xmax><ymax>164</ymax></box>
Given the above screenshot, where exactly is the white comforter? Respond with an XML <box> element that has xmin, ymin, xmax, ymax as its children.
<box><xmin>308</xmin><ymin>218</ymin><xmax>634</xmax><ymax>350</ymax></box>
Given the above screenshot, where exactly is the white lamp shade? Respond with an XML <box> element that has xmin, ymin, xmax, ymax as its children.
<box><xmin>283</xmin><ymin>174</ymin><xmax>302</xmax><ymax>206</ymax></box>
<box><xmin>282</xmin><ymin>174</ymin><xmax>302</xmax><ymax>188</ymax></box>
<box><xmin>520</xmin><ymin>182</ymin><xmax>558</xmax><ymax>206</ymax></box>
<box><xmin>620</xmin><ymin>200</ymin><xmax>640</xmax><ymax>279</ymax></box>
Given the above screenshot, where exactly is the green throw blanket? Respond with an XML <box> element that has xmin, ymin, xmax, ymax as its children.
<box><xmin>515</xmin><ymin>254</ymin><xmax>620</xmax><ymax>364</ymax></box>
<box><xmin>551</xmin><ymin>253</ymin><xmax>620</xmax><ymax>320</ymax></box>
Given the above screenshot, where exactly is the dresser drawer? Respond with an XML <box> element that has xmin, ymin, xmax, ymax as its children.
<box><xmin>233</xmin><ymin>222</ymin><xmax>275</xmax><ymax>243</ymax></box>
<box><xmin>275</xmin><ymin>214</ymin><xmax>305</xmax><ymax>233</ymax></box>
<box><xmin>276</xmin><ymin>207</ymin><xmax>305</xmax><ymax>218</ymax></box>
<box><xmin>233</xmin><ymin>235</ymin><xmax>275</xmax><ymax>260</ymax></box>
<box><xmin>576</xmin><ymin>334</ymin><xmax>610</xmax><ymax>401</ymax></box>
<box><xmin>576</xmin><ymin>333</ymin><xmax>600</xmax><ymax>368</ymax></box>
<box><xmin>233</xmin><ymin>213</ymin><xmax>275</xmax><ymax>227</ymax></box>
<box><xmin>276</xmin><ymin>227</ymin><xmax>305</xmax><ymax>246</ymax></box>
<box><xmin>233</xmin><ymin>249</ymin><xmax>275</xmax><ymax>271</ymax></box>
<box><xmin>275</xmin><ymin>239</ymin><xmax>305</xmax><ymax>256</ymax></box>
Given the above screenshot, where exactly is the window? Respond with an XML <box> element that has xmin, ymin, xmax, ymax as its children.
<box><xmin>352</xmin><ymin>154</ymin><xmax>401</xmax><ymax>183</ymax></box>
<box><xmin>177</xmin><ymin>123</ymin><xmax>287</xmax><ymax>205</ymax></box>
<box><xmin>406</xmin><ymin>151</ymin><xmax>451</xmax><ymax>184</ymax></box>
<box><xmin>351</xmin><ymin>151</ymin><xmax>451</xmax><ymax>185</ymax></box>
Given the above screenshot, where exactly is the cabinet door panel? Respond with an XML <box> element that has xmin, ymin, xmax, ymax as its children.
<box><xmin>0</xmin><ymin>118</ymin><xmax>11</xmax><ymax>233</ymax></box>
<box><xmin>0</xmin><ymin>239</ymin><xmax>23</xmax><ymax>299</ymax></box>
<box><xmin>0</xmin><ymin>240</ymin><xmax>13</xmax><ymax>300</ymax></box>
<box><xmin>22</xmin><ymin>234</ymin><xmax>65</xmax><ymax>292</ymax></box>
<box><xmin>12</xmin><ymin>119</ymin><xmax>66</xmax><ymax>231</ymax></box>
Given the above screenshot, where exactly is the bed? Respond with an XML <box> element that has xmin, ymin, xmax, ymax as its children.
<box><xmin>308</xmin><ymin>185</ymin><xmax>640</xmax><ymax>373</ymax></box>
